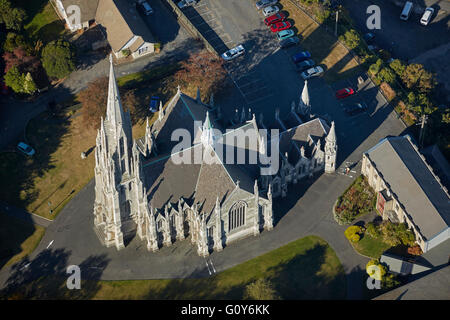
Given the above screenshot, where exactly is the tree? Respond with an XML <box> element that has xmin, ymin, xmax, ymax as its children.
<box><xmin>401</xmin><ymin>63</ymin><xmax>436</xmax><ymax>93</ymax></box>
<box><xmin>369</xmin><ymin>58</ymin><xmax>383</xmax><ymax>76</ymax></box>
<box><xmin>3</xmin><ymin>32</ymin><xmax>31</xmax><ymax>53</ymax></box>
<box><xmin>79</xmin><ymin>77</ymin><xmax>139</xmax><ymax>129</ymax></box>
<box><xmin>389</xmin><ymin>59</ymin><xmax>405</xmax><ymax>78</ymax></box>
<box><xmin>377</xmin><ymin>67</ymin><xmax>396</xmax><ymax>85</ymax></box>
<box><xmin>79</xmin><ymin>77</ymin><xmax>108</xmax><ymax>129</ymax></box>
<box><xmin>344</xmin><ymin>225</ymin><xmax>363</xmax><ymax>242</ymax></box>
<box><xmin>23</xmin><ymin>72</ymin><xmax>37</xmax><ymax>94</ymax></box>
<box><xmin>0</xmin><ymin>0</ymin><xmax>27</xmax><ymax>31</ymax></box>
<box><xmin>41</xmin><ymin>40</ymin><xmax>76</xmax><ymax>79</ymax></box>
<box><xmin>4</xmin><ymin>65</ymin><xmax>26</xmax><ymax>94</ymax></box>
<box><xmin>243</xmin><ymin>279</ymin><xmax>279</xmax><ymax>300</ymax></box>
<box><xmin>174</xmin><ymin>50</ymin><xmax>226</xmax><ymax>99</ymax></box>
<box><xmin>338</xmin><ymin>29</ymin><xmax>361</xmax><ymax>50</ymax></box>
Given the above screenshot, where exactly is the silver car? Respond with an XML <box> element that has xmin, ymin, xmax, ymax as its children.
<box><xmin>262</xmin><ymin>5</ymin><xmax>279</xmax><ymax>17</ymax></box>
<box><xmin>221</xmin><ymin>45</ymin><xmax>245</xmax><ymax>61</ymax></box>
<box><xmin>256</xmin><ymin>0</ymin><xmax>278</xmax><ymax>10</ymax></box>
<box><xmin>300</xmin><ymin>66</ymin><xmax>324</xmax><ymax>80</ymax></box>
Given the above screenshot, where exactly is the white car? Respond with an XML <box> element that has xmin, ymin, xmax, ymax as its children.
<box><xmin>300</xmin><ymin>66</ymin><xmax>324</xmax><ymax>80</ymax></box>
<box><xmin>221</xmin><ymin>45</ymin><xmax>245</xmax><ymax>61</ymax></box>
<box><xmin>17</xmin><ymin>142</ymin><xmax>35</xmax><ymax>156</ymax></box>
<box><xmin>262</xmin><ymin>5</ymin><xmax>279</xmax><ymax>17</ymax></box>
<box><xmin>255</xmin><ymin>0</ymin><xmax>278</xmax><ymax>10</ymax></box>
<box><xmin>420</xmin><ymin>7</ymin><xmax>434</xmax><ymax>25</ymax></box>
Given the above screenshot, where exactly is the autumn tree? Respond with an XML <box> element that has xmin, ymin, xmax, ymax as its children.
<box><xmin>174</xmin><ymin>50</ymin><xmax>226</xmax><ymax>99</ymax></box>
<box><xmin>243</xmin><ymin>279</ymin><xmax>280</xmax><ymax>300</ymax></box>
<box><xmin>401</xmin><ymin>63</ymin><xmax>436</xmax><ymax>93</ymax></box>
<box><xmin>79</xmin><ymin>77</ymin><xmax>109</xmax><ymax>130</ymax></box>
<box><xmin>338</xmin><ymin>29</ymin><xmax>361</xmax><ymax>50</ymax></box>
<box><xmin>79</xmin><ymin>77</ymin><xmax>141</xmax><ymax>129</ymax></box>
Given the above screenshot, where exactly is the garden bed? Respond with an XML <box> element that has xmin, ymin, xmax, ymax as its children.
<box><xmin>333</xmin><ymin>175</ymin><xmax>376</xmax><ymax>225</ymax></box>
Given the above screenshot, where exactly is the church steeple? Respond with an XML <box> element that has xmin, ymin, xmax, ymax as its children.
<box><xmin>201</xmin><ymin>111</ymin><xmax>216</xmax><ymax>147</ymax></box>
<box><xmin>106</xmin><ymin>55</ymin><xmax>126</xmax><ymax>130</ymax></box>
<box><xmin>298</xmin><ymin>80</ymin><xmax>311</xmax><ymax>116</ymax></box>
<box><xmin>325</xmin><ymin>121</ymin><xmax>337</xmax><ymax>173</ymax></box>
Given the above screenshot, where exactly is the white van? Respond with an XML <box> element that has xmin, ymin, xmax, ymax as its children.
<box><xmin>400</xmin><ymin>1</ymin><xmax>413</xmax><ymax>21</ymax></box>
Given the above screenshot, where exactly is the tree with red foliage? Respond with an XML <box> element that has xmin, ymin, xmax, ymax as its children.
<box><xmin>79</xmin><ymin>77</ymin><xmax>140</xmax><ymax>129</ymax></box>
<box><xmin>174</xmin><ymin>50</ymin><xmax>226</xmax><ymax>99</ymax></box>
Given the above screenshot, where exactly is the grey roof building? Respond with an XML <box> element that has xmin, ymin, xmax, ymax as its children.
<box><xmin>362</xmin><ymin>135</ymin><xmax>450</xmax><ymax>253</ymax></box>
<box><xmin>374</xmin><ymin>265</ymin><xmax>450</xmax><ymax>300</ymax></box>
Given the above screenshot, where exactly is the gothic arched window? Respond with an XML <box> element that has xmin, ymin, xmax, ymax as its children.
<box><xmin>229</xmin><ymin>201</ymin><xmax>246</xmax><ymax>231</ymax></box>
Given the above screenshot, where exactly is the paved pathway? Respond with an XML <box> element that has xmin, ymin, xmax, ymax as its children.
<box><xmin>0</xmin><ymin>201</ymin><xmax>52</xmax><ymax>228</ymax></box>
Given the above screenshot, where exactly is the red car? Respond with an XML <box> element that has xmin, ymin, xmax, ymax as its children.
<box><xmin>270</xmin><ymin>21</ymin><xmax>291</xmax><ymax>33</ymax></box>
<box><xmin>335</xmin><ymin>87</ymin><xmax>355</xmax><ymax>99</ymax></box>
<box><xmin>264</xmin><ymin>12</ymin><xmax>286</xmax><ymax>26</ymax></box>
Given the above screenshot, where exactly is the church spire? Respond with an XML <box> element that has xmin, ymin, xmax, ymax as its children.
<box><xmin>325</xmin><ymin>121</ymin><xmax>337</xmax><ymax>173</ymax></box>
<box><xmin>326</xmin><ymin>121</ymin><xmax>336</xmax><ymax>144</ymax></box>
<box><xmin>201</xmin><ymin>111</ymin><xmax>216</xmax><ymax>147</ymax></box>
<box><xmin>299</xmin><ymin>80</ymin><xmax>311</xmax><ymax>116</ymax></box>
<box><xmin>106</xmin><ymin>54</ymin><xmax>125</xmax><ymax>129</ymax></box>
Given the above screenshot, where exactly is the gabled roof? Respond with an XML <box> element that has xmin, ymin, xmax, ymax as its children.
<box><xmin>366</xmin><ymin>136</ymin><xmax>450</xmax><ymax>239</ymax></box>
<box><xmin>95</xmin><ymin>0</ymin><xmax>155</xmax><ymax>53</ymax></box>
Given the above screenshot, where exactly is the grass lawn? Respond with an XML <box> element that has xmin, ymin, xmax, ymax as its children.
<box><xmin>94</xmin><ymin>236</ymin><xmax>346</xmax><ymax>299</ymax></box>
<box><xmin>0</xmin><ymin>65</ymin><xmax>200</xmax><ymax>220</ymax></box>
<box><xmin>351</xmin><ymin>234</ymin><xmax>392</xmax><ymax>259</ymax></box>
<box><xmin>279</xmin><ymin>0</ymin><xmax>363</xmax><ymax>83</ymax></box>
<box><xmin>19</xmin><ymin>0</ymin><xmax>66</xmax><ymax>43</ymax></box>
<box><xmin>3</xmin><ymin>235</ymin><xmax>346</xmax><ymax>299</ymax></box>
<box><xmin>0</xmin><ymin>212</ymin><xmax>45</xmax><ymax>270</ymax></box>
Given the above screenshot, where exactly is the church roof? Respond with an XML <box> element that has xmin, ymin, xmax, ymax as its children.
<box><xmin>143</xmin><ymin>145</ymin><xmax>201</xmax><ymax>209</ymax></box>
<box><xmin>278</xmin><ymin>118</ymin><xmax>329</xmax><ymax>163</ymax></box>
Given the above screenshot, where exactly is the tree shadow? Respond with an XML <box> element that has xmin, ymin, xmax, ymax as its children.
<box><xmin>0</xmin><ymin>85</ymin><xmax>74</xmax><ymax>216</ymax></box>
<box><xmin>0</xmin><ymin>248</ymin><xmax>110</xmax><ymax>299</ymax></box>
<box><xmin>267</xmin><ymin>243</ymin><xmax>346</xmax><ymax>299</ymax></box>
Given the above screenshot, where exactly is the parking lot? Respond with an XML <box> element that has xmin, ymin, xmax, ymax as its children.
<box><xmin>166</xmin><ymin>0</ymin><xmax>407</xmax><ymax>164</ymax></box>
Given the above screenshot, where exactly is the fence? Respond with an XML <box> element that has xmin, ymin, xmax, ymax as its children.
<box><xmin>162</xmin><ymin>0</ymin><xmax>219</xmax><ymax>57</ymax></box>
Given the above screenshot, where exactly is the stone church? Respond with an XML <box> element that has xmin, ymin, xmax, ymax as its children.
<box><xmin>93</xmin><ymin>57</ymin><xmax>337</xmax><ymax>255</ymax></box>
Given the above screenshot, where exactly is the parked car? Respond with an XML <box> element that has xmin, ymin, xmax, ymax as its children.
<box><xmin>138</xmin><ymin>1</ymin><xmax>153</xmax><ymax>15</ymax></box>
<box><xmin>256</xmin><ymin>0</ymin><xmax>278</xmax><ymax>10</ymax></box>
<box><xmin>420</xmin><ymin>7</ymin><xmax>434</xmax><ymax>25</ymax></box>
<box><xmin>17</xmin><ymin>142</ymin><xmax>35</xmax><ymax>156</ymax></box>
<box><xmin>363</xmin><ymin>32</ymin><xmax>375</xmax><ymax>43</ymax></box>
<box><xmin>279</xmin><ymin>36</ymin><xmax>300</xmax><ymax>49</ymax></box>
<box><xmin>270</xmin><ymin>21</ymin><xmax>291</xmax><ymax>32</ymax></box>
<box><xmin>335</xmin><ymin>87</ymin><xmax>355</xmax><ymax>99</ymax></box>
<box><xmin>344</xmin><ymin>102</ymin><xmax>367</xmax><ymax>116</ymax></box>
<box><xmin>276</xmin><ymin>29</ymin><xmax>295</xmax><ymax>41</ymax></box>
<box><xmin>292</xmin><ymin>51</ymin><xmax>311</xmax><ymax>63</ymax></box>
<box><xmin>300</xmin><ymin>66</ymin><xmax>324</xmax><ymax>80</ymax></box>
<box><xmin>221</xmin><ymin>44</ymin><xmax>245</xmax><ymax>61</ymax></box>
<box><xmin>177</xmin><ymin>0</ymin><xmax>197</xmax><ymax>9</ymax></box>
<box><xmin>295</xmin><ymin>59</ymin><xmax>315</xmax><ymax>72</ymax></box>
<box><xmin>264</xmin><ymin>12</ymin><xmax>286</xmax><ymax>25</ymax></box>
<box><xmin>400</xmin><ymin>1</ymin><xmax>413</xmax><ymax>21</ymax></box>
<box><xmin>262</xmin><ymin>5</ymin><xmax>279</xmax><ymax>17</ymax></box>
<box><xmin>149</xmin><ymin>96</ymin><xmax>159</xmax><ymax>113</ymax></box>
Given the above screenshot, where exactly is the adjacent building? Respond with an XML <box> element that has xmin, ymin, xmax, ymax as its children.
<box><xmin>362</xmin><ymin>135</ymin><xmax>450</xmax><ymax>253</ymax></box>
<box><xmin>54</xmin><ymin>0</ymin><xmax>156</xmax><ymax>59</ymax></box>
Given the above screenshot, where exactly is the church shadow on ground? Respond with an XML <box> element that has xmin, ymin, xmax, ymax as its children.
<box><xmin>0</xmin><ymin>248</ymin><xmax>109</xmax><ymax>300</ymax></box>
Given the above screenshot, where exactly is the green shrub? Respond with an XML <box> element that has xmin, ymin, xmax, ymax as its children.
<box><xmin>41</xmin><ymin>40</ymin><xmax>76</xmax><ymax>79</ymax></box>
<box><xmin>377</xmin><ymin>67</ymin><xmax>396</xmax><ymax>85</ymax></box>
<box><xmin>338</xmin><ymin>29</ymin><xmax>361</xmax><ymax>50</ymax></box>
<box><xmin>369</xmin><ymin>59</ymin><xmax>383</xmax><ymax>76</ymax></box>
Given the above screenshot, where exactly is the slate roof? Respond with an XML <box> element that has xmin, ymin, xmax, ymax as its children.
<box><xmin>374</xmin><ymin>265</ymin><xmax>450</xmax><ymax>300</ymax></box>
<box><xmin>366</xmin><ymin>136</ymin><xmax>450</xmax><ymax>239</ymax></box>
<box><xmin>151</xmin><ymin>92</ymin><xmax>214</xmax><ymax>155</ymax></box>
<box><xmin>143</xmin><ymin>145</ymin><xmax>201</xmax><ymax>209</ymax></box>
<box><xmin>278</xmin><ymin>118</ymin><xmax>329</xmax><ymax>163</ymax></box>
<box><xmin>61</xmin><ymin>0</ymin><xmax>99</xmax><ymax>21</ymax></box>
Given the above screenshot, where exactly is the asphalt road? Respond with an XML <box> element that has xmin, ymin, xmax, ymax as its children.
<box><xmin>340</xmin><ymin>0</ymin><xmax>450</xmax><ymax>61</ymax></box>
